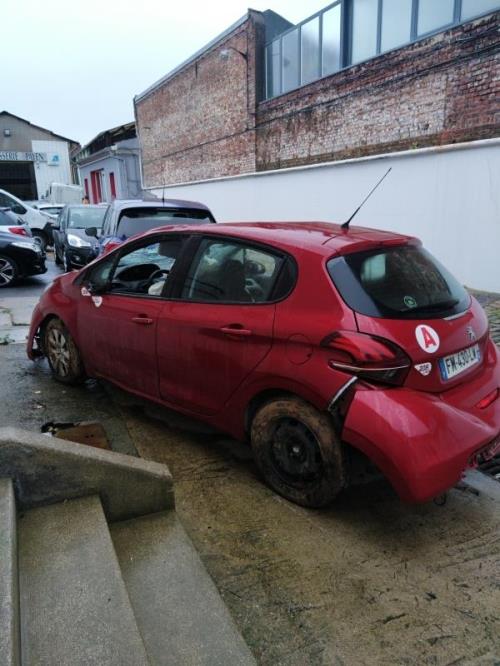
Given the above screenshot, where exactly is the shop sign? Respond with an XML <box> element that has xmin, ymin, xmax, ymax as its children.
<box><xmin>0</xmin><ymin>151</ymin><xmax>47</xmax><ymax>162</ymax></box>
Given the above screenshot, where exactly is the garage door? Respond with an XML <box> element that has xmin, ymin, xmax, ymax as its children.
<box><xmin>0</xmin><ymin>161</ymin><xmax>37</xmax><ymax>199</ymax></box>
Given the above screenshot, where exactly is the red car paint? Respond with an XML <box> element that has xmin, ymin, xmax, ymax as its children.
<box><xmin>27</xmin><ymin>222</ymin><xmax>500</xmax><ymax>503</ymax></box>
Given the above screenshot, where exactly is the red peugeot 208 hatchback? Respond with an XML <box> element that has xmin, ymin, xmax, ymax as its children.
<box><xmin>28</xmin><ymin>222</ymin><xmax>500</xmax><ymax>507</ymax></box>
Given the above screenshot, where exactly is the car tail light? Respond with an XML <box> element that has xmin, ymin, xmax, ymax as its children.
<box><xmin>8</xmin><ymin>227</ymin><xmax>29</xmax><ymax>236</ymax></box>
<box><xmin>475</xmin><ymin>388</ymin><xmax>499</xmax><ymax>410</ymax></box>
<box><xmin>321</xmin><ymin>330</ymin><xmax>411</xmax><ymax>386</ymax></box>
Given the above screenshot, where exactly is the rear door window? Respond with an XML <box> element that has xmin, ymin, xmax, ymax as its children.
<box><xmin>327</xmin><ymin>244</ymin><xmax>470</xmax><ymax>319</ymax></box>
<box><xmin>181</xmin><ymin>238</ymin><xmax>284</xmax><ymax>303</ymax></box>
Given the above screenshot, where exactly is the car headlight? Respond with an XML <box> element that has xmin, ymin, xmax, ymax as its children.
<box><xmin>12</xmin><ymin>240</ymin><xmax>40</xmax><ymax>252</ymax></box>
<box><xmin>67</xmin><ymin>233</ymin><xmax>92</xmax><ymax>248</ymax></box>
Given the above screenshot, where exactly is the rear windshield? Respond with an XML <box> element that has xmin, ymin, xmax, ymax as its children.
<box><xmin>117</xmin><ymin>207</ymin><xmax>214</xmax><ymax>238</ymax></box>
<box><xmin>327</xmin><ymin>244</ymin><xmax>470</xmax><ymax>319</ymax></box>
<box><xmin>68</xmin><ymin>207</ymin><xmax>106</xmax><ymax>229</ymax></box>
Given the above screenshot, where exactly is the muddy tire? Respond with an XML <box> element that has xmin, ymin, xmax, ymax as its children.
<box><xmin>251</xmin><ymin>397</ymin><xmax>345</xmax><ymax>508</ymax></box>
<box><xmin>43</xmin><ymin>318</ymin><xmax>85</xmax><ymax>385</ymax></box>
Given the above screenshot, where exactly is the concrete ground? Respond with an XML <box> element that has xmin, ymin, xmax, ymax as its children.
<box><xmin>0</xmin><ymin>256</ymin><xmax>499</xmax><ymax>665</ymax></box>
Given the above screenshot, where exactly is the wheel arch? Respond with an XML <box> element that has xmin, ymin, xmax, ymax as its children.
<box><xmin>245</xmin><ymin>388</ymin><xmax>320</xmax><ymax>439</ymax></box>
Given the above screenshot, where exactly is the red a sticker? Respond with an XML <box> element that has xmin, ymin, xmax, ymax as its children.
<box><xmin>415</xmin><ymin>325</ymin><xmax>440</xmax><ymax>353</ymax></box>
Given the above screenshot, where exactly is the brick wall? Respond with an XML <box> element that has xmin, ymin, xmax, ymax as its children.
<box><xmin>136</xmin><ymin>13</ymin><xmax>265</xmax><ymax>188</ymax></box>
<box><xmin>136</xmin><ymin>10</ymin><xmax>499</xmax><ymax>186</ymax></box>
<box><xmin>256</xmin><ymin>12</ymin><xmax>500</xmax><ymax>171</ymax></box>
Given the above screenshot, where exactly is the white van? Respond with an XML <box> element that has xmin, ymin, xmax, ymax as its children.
<box><xmin>0</xmin><ymin>189</ymin><xmax>52</xmax><ymax>249</ymax></box>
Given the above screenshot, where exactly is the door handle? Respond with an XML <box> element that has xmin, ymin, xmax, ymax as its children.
<box><xmin>220</xmin><ymin>325</ymin><xmax>252</xmax><ymax>337</ymax></box>
<box><xmin>132</xmin><ymin>316</ymin><xmax>154</xmax><ymax>325</ymax></box>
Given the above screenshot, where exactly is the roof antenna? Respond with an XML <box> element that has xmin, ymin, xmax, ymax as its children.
<box><xmin>341</xmin><ymin>167</ymin><xmax>392</xmax><ymax>230</ymax></box>
<box><xmin>162</xmin><ymin>184</ymin><xmax>165</xmax><ymax>205</ymax></box>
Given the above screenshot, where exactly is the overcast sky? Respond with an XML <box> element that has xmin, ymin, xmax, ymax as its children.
<box><xmin>2</xmin><ymin>0</ymin><xmax>328</xmax><ymax>146</ymax></box>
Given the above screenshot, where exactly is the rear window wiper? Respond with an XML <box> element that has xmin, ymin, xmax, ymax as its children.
<box><xmin>408</xmin><ymin>299</ymin><xmax>459</xmax><ymax>313</ymax></box>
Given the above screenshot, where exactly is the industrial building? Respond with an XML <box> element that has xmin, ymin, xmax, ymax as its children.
<box><xmin>0</xmin><ymin>111</ymin><xmax>79</xmax><ymax>200</ymax></box>
<box><xmin>134</xmin><ymin>2</ymin><xmax>500</xmax><ymax>291</ymax></box>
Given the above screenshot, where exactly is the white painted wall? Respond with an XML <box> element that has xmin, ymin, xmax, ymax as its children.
<box><xmin>32</xmin><ymin>140</ymin><xmax>73</xmax><ymax>198</ymax></box>
<box><xmin>149</xmin><ymin>139</ymin><xmax>500</xmax><ymax>292</ymax></box>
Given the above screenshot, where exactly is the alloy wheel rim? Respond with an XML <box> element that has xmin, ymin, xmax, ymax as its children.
<box><xmin>0</xmin><ymin>257</ymin><xmax>15</xmax><ymax>286</ymax></box>
<box><xmin>270</xmin><ymin>418</ymin><xmax>323</xmax><ymax>485</ymax></box>
<box><xmin>47</xmin><ymin>328</ymin><xmax>70</xmax><ymax>376</ymax></box>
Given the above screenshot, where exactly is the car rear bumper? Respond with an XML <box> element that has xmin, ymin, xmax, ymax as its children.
<box><xmin>342</xmin><ymin>340</ymin><xmax>500</xmax><ymax>502</ymax></box>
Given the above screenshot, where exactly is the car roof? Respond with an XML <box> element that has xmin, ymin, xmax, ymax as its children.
<box><xmin>64</xmin><ymin>204</ymin><xmax>107</xmax><ymax>210</ymax></box>
<box><xmin>135</xmin><ymin>221</ymin><xmax>417</xmax><ymax>257</ymax></box>
<box><xmin>109</xmin><ymin>198</ymin><xmax>211</xmax><ymax>212</ymax></box>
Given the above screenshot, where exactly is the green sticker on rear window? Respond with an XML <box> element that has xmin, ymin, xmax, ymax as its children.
<box><xmin>404</xmin><ymin>295</ymin><xmax>417</xmax><ymax>308</ymax></box>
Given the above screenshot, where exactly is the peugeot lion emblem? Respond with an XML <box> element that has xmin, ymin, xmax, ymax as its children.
<box><xmin>466</xmin><ymin>326</ymin><xmax>476</xmax><ymax>342</ymax></box>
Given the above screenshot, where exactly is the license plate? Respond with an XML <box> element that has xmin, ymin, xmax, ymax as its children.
<box><xmin>438</xmin><ymin>343</ymin><xmax>481</xmax><ymax>381</ymax></box>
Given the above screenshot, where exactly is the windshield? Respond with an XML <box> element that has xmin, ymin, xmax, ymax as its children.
<box><xmin>68</xmin><ymin>207</ymin><xmax>106</xmax><ymax>229</ymax></box>
<box><xmin>116</xmin><ymin>207</ymin><xmax>213</xmax><ymax>238</ymax></box>
<box><xmin>327</xmin><ymin>244</ymin><xmax>470</xmax><ymax>319</ymax></box>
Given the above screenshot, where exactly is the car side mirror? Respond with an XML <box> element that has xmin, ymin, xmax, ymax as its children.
<box><xmin>87</xmin><ymin>280</ymin><xmax>109</xmax><ymax>295</ymax></box>
<box><xmin>85</xmin><ymin>227</ymin><xmax>98</xmax><ymax>238</ymax></box>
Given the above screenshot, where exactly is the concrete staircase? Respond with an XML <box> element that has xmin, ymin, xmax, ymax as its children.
<box><xmin>0</xmin><ymin>428</ymin><xmax>255</xmax><ymax>666</ymax></box>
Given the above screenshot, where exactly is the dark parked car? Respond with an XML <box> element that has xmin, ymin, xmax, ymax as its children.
<box><xmin>27</xmin><ymin>221</ymin><xmax>500</xmax><ymax>507</ymax></box>
<box><xmin>94</xmin><ymin>199</ymin><xmax>216</xmax><ymax>255</ymax></box>
<box><xmin>53</xmin><ymin>205</ymin><xmax>108</xmax><ymax>272</ymax></box>
<box><xmin>0</xmin><ymin>231</ymin><xmax>46</xmax><ymax>287</ymax></box>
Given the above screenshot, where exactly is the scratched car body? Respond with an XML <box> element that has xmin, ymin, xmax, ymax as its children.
<box><xmin>27</xmin><ymin>222</ymin><xmax>500</xmax><ymax>507</ymax></box>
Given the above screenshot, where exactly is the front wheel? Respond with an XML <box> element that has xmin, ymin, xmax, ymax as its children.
<box><xmin>0</xmin><ymin>254</ymin><xmax>18</xmax><ymax>288</ymax></box>
<box><xmin>251</xmin><ymin>397</ymin><xmax>345</xmax><ymax>508</ymax></box>
<box><xmin>63</xmin><ymin>250</ymin><xmax>72</xmax><ymax>273</ymax></box>
<box><xmin>43</xmin><ymin>318</ymin><xmax>85</xmax><ymax>384</ymax></box>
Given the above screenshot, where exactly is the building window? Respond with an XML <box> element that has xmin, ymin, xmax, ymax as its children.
<box><xmin>264</xmin><ymin>0</ymin><xmax>500</xmax><ymax>100</ymax></box>
<box><xmin>282</xmin><ymin>28</ymin><xmax>300</xmax><ymax>92</ymax></box>
<box><xmin>322</xmin><ymin>3</ymin><xmax>342</xmax><ymax>76</ymax></box>
<box><xmin>351</xmin><ymin>0</ymin><xmax>378</xmax><ymax>64</ymax></box>
<box><xmin>462</xmin><ymin>0</ymin><xmax>499</xmax><ymax>19</ymax></box>
<box><xmin>381</xmin><ymin>0</ymin><xmax>413</xmax><ymax>52</ymax></box>
<box><xmin>266</xmin><ymin>39</ymin><xmax>281</xmax><ymax>98</ymax></box>
<box><xmin>301</xmin><ymin>16</ymin><xmax>320</xmax><ymax>85</ymax></box>
<box><xmin>109</xmin><ymin>172</ymin><xmax>116</xmax><ymax>199</ymax></box>
<box><xmin>417</xmin><ymin>0</ymin><xmax>455</xmax><ymax>36</ymax></box>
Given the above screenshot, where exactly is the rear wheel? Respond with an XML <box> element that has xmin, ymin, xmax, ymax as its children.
<box><xmin>43</xmin><ymin>318</ymin><xmax>85</xmax><ymax>384</ymax></box>
<box><xmin>32</xmin><ymin>230</ymin><xmax>47</xmax><ymax>252</ymax></box>
<box><xmin>0</xmin><ymin>254</ymin><xmax>18</xmax><ymax>288</ymax></box>
<box><xmin>251</xmin><ymin>397</ymin><xmax>345</xmax><ymax>508</ymax></box>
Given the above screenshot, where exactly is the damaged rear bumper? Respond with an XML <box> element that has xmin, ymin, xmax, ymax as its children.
<box><xmin>341</xmin><ymin>347</ymin><xmax>500</xmax><ymax>503</ymax></box>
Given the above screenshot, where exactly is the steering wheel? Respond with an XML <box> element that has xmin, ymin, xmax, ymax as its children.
<box><xmin>145</xmin><ymin>268</ymin><xmax>170</xmax><ymax>289</ymax></box>
<box><xmin>245</xmin><ymin>277</ymin><xmax>265</xmax><ymax>302</ymax></box>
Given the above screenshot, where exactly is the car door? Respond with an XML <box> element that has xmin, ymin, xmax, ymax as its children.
<box><xmin>77</xmin><ymin>234</ymin><xmax>185</xmax><ymax>398</ymax></box>
<box><xmin>157</xmin><ymin>236</ymin><xmax>284</xmax><ymax>416</ymax></box>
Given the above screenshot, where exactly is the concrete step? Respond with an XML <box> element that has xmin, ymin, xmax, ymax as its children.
<box><xmin>18</xmin><ymin>495</ymin><xmax>150</xmax><ymax>666</ymax></box>
<box><xmin>0</xmin><ymin>479</ymin><xmax>20</xmax><ymax>666</ymax></box>
<box><xmin>111</xmin><ymin>511</ymin><xmax>256</xmax><ymax>666</ymax></box>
